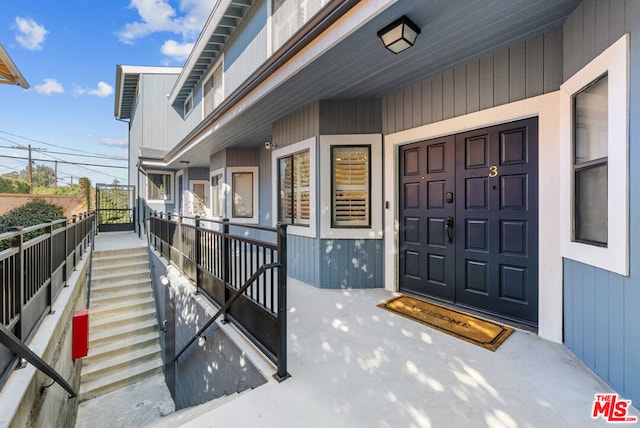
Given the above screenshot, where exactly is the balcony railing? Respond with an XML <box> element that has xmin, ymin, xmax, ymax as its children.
<box><xmin>0</xmin><ymin>212</ymin><xmax>95</xmax><ymax>389</ymax></box>
<box><xmin>149</xmin><ymin>212</ymin><xmax>289</xmax><ymax>381</ymax></box>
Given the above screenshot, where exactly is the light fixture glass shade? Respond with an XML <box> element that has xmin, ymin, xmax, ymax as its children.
<box><xmin>377</xmin><ymin>15</ymin><xmax>421</xmax><ymax>54</ymax></box>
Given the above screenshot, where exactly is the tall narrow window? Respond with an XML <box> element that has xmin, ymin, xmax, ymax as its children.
<box><xmin>573</xmin><ymin>74</ymin><xmax>608</xmax><ymax>246</ymax></box>
<box><xmin>331</xmin><ymin>146</ymin><xmax>370</xmax><ymax>227</ymax></box>
<box><xmin>203</xmin><ymin>65</ymin><xmax>223</xmax><ymax>117</ymax></box>
<box><xmin>184</xmin><ymin>93</ymin><xmax>193</xmax><ymax>117</ymax></box>
<box><xmin>232</xmin><ymin>172</ymin><xmax>253</xmax><ymax>218</ymax></box>
<box><xmin>211</xmin><ymin>173</ymin><xmax>224</xmax><ymax>218</ymax></box>
<box><xmin>278</xmin><ymin>150</ymin><xmax>310</xmax><ymax>225</ymax></box>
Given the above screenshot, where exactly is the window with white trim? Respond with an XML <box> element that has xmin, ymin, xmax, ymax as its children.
<box><xmin>320</xmin><ymin>134</ymin><xmax>382</xmax><ymax>240</ymax></box>
<box><xmin>331</xmin><ymin>146</ymin><xmax>370</xmax><ymax>228</ymax></box>
<box><xmin>573</xmin><ymin>74</ymin><xmax>608</xmax><ymax>246</ymax></box>
<box><xmin>147</xmin><ymin>171</ymin><xmax>173</xmax><ymax>203</ymax></box>
<box><xmin>278</xmin><ymin>150</ymin><xmax>310</xmax><ymax>226</ymax></box>
<box><xmin>203</xmin><ymin>64</ymin><xmax>223</xmax><ymax>117</ymax></box>
<box><xmin>226</xmin><ymin>166</ymin><xmax>259</xmax><ymax>223</ymax></box>
<box><xmin>271</xmin><ymin>137</ymin><xmax>316</xmax><ymax>238</ymax></box>
<box><xmin>210</xmin><ymin>171</ymin><xmax>224</xmax><ymax>218</ymax></box>
<box><xmin>184</xmin><ymin>93</ymin><xmax>193</xmax><ymax>117</ymax></box>
<box><xmin>560</xmin><ymin>33</ymin><xmax>629</xmax><ymax>276</ymax></box>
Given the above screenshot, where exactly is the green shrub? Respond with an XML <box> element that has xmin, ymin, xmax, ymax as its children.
<box><xmin>0</xmin><ymin>199</ymin><xmax>64</xmax><ymax>249</ymax></box>
<box><xmin>0</xmin><ymin>177</ymin><xmax>30</xmax><ymax>194</ymax></box>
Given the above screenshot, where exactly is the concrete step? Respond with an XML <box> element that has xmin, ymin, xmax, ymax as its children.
<box><xmin>92</xmin><ymin>247</ymin><xmax>147</xmax><ymax>260</ymax></box>
<box><xmin>89</xmin><ymin>295</ymin><xmax>156</xmax><ymax>320</ymax></box>
<box><xmin>92</xmin><ymin>269</ymin><xmax>151</xmax><ymax>287</ymax></box>
<box><xmin>89</xmin><ymin>317</ymin><xmax>158</xmax><ymax>346</ymax></box>
<box><xmin>90</xmin><ymin>307</ymin><xmax>157</xmax><ymax>334</ymax></box>
<box><xmin>90</xmin><ymin>285</ymin><xmax>153</xmax><ymax>309</ymax></box>
<box><xmin>85</xmin><ymin>331</ymin><xmax>161</xmax><ymax>365</ymax></box>
<box><xmin>93</xmin><ymin>252</ymin><xmax>148</xmax><ymax>266</ymax></box>
<box><xmin>90</xmin><ymin>277</ymin><xmax>151</xmax><ymax>297</ymax></box>
<box><xmin>146</xmin><ymin>391</ymin><xmax>246</xmax><ymax>427</ymax></box>
<box><xmin>79</xmin><ymin>356</ymin><xmax>163</xmax><ymax>402</ymax></box>
<box><xmin>81</xmin><ymin>343</ymin><xmax>162</xmax><ymax>384</ymax></box>
<box><xmin>92</xmin><ymin>259</ymin><xmax>149</xmax><ymax>276</ymax></box>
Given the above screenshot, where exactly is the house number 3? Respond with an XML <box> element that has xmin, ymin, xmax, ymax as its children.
<box><xmin>488</xmin><ymin>165</ymin><xmax>499</xmax><ymax>177</ymax></box>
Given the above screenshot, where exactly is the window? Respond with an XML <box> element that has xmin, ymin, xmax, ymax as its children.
<box><xmin>331</xmin><ymin>146</ymin><xmax>370</xmax><ymax>227</ymax></box>
<box><xmin>177</xmin><ymin>171</ymin><xmax>184</xmax><ymax>214</ymax></box>
<box><xmin>147</xmin><ymin>171</ymin><xmax>173</xmax><ymax>203</ymax></box>
<box><xmin>190</xmin><ymin>180</ymin><xmax>210</xmax><ymax>217</ymax></box>
<box><xmin>203</xmin><ymin>64</ymin><xmax>223</xmax><ymax>117</ymax></box>
<box><xmin>573</xmin><ymin>75</ymin><xmax>608</xmax><ymax>246</ymax></box>
<box><xmin>184</xmin><ymin>93</ymin><xmax>193</xmax><ymax>117</ymax></box>
<box><xmin>560</xmin><ymin>33</ymin><xmax>629</xmax><ymax>276</ymax></box>
<box><xmin>278</xmin><ymin>150</ymin><xmax>310</xmax><ymax>226</ymax></box>
<box><xmin>226</xmin><ymin>166</ymin><xmax>259</xmax><ymax>223</ymax></box>
<box><xmin>320</xmin><ymin>134</ymin><xmax>382</xmax><ymax>239</ymax></box>
<box><xmin>210</xmin><ymin>171</ymin><xmax>224</xmax><ymax>218</ymax></box>
<box><xmin>271</xmin><ymin>137</ymin><xmax>316</xmax><ymax>237</ymax></box>
<box><xmin>272</xmin><ymin>0</ymin><xmax>325</xmax><ymax>51</ymax></box>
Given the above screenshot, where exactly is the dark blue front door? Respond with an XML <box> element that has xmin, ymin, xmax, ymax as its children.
<box><xmin>399</xmin><ymin>118</ymin><xmax>539</xmax><ymax>326</ymax></box>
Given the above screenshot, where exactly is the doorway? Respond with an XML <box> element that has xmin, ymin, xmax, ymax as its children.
<box><xmin>398</xmin><ymin>118</ymin><xmax>538</xmax><ymax>325</ymax></box>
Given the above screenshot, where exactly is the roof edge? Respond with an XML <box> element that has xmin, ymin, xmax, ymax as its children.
<box><xmin>0</xmin><ymin>43</ymin><xmax>29</xmax><ymax>89</ymax></box>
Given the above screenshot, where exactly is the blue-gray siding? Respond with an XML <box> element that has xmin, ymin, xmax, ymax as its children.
<box><xmin>563</xmin><ymin>0</ymin><xmax>640</xmax><ymax>406</ymax></box>
<box><xmin>271</xmin><ymin>100</ymin><xmax>384</xmax><ymax>288</ymax></box>
<box><xmin>381</xmin><ymin>28</ymin><xmax>563</xmax><ymax>134</ymax></box>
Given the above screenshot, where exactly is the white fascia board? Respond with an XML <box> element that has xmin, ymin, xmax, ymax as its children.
<box><xmin>0</xmin><ymin>43</ymin><xmax>29</xmax><ymax>88</ymax></box>
<box><xmin>115</xmin><ymin>65</ymin><xmax>182</xmax><ymax>118</ymax></box>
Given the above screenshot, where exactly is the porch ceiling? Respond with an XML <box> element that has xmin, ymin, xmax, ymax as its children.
<box><xmin>171</xmin><ymin>0</ymin><xmax>580</xmax><ymax>167</ymax></box>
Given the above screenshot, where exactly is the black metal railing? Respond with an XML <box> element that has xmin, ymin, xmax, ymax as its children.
<box><xmin>149</xmin><ymin>212</ymin><xmax>289</xmax><ymax>381</ymax></box>
<box><xmin>0</xmin><ymin>212</ymin><xmax>94</xmax><ymax>392</ymax></box>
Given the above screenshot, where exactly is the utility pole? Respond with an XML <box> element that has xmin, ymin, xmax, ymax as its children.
<box><xmin>28</xmin><ymin>144</ymin><xmax>32</xmax><ymax>193</ymax></box>
<box><xmin>54</xmin><ymin>161</ymin><xmax>57</xmax><ymax>189</ymax></box>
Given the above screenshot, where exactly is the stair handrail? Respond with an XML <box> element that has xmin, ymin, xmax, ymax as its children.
<box><xmin>0</xmin><ymin>323</ymin><xmax>77</xmax><ymax>398</ymax></box>
<box><xmin>174</xmin><ymin>262</ymin><xmax>279</xmax><ymax>362</ymax></box>
<box><xmin>86</xmin><ymin>220</ymin><xmax>95</xmax><ymax>309</ymax></box>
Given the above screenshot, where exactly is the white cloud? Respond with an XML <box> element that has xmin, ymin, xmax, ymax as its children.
<box><xmin>74</xmin><ymin>82</ymin><xmax>114</xmax><ymax>98</ymax></box>
<box><xmin>88</xmin><ymin>82</ymin><xmax>113</xmax><ymax>98</ymax></box>
<box><xmin>117</xmin><ymin>0</ymin><xmax>213</xmax><ymax>53</ymax></box>
<box><xmin>100</xmin><ymin>138</ymin><xmax>128</xmax><ymax>147</ymax></box>
<box><xmin>15</xmin><ymin>17</ymin><xmax>48</xmax><ymax>50</ymax></box>
<box><xmin>35</xmin><ymin>78</ymin><xmax>64</xmax><ymax>95</ymax></box>
<box><xmin>161</xmin><ymin>39</ymin><xmax>194</xmax><ymax>61</ymax></box>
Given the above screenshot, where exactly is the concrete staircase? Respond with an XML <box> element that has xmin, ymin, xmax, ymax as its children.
<box><xmin>79</xmin><ymin>246</ymin><xmax>163</xmax><ymax>402</ymax></box>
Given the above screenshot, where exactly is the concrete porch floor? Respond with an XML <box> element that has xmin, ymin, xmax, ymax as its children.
<box><xmin>88</xmin><ymin>232</ymin><xmax>639</xmax><ymax>427</ymax></box>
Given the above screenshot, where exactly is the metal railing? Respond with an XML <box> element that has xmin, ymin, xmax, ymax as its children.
<box><xmin>149</xmin><ymin>212</ymin><xmax>289</xmax><ymax>381</ymax></box>
<box><xmin>0</xmin><ymin>212</ymin><xmax>94</xmax><ymax>391</ymax></box>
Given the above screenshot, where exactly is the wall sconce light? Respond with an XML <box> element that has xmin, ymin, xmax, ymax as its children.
<box><xmin>179</xmin><ymin>160</ymin><xmax>190</xmax><ymax>168</ymax></box>
<box><xmin>377</xmin><ymin>15</ymin><xmax>421</xmax><ymax>54</ymax></box>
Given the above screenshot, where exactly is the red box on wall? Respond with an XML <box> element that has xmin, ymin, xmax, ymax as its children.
<box><xmin>72</xmin><ymin>309</ymin><xmax>89</xmax><ymax>360</ymax></box>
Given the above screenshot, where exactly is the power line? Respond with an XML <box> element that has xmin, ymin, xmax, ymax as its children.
<box><xmin>0</xmin><ymin>130</ymin><xmax>127</xmax><ymax>158</ymax></box>
<box><xmin>0</xmin><ymin>145</ymin><xmax>126</xmax><ymax>161</ymax></box>
<box><xmin>0</xmin><ymin>154</ymin><xmax>128</xmax><ymax>169</ymax></box>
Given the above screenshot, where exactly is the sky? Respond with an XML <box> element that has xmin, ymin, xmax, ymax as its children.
<box><xmin>0</xmin><ymin>0</ymin><xmax>214</xmax><ymax>187</ymax></box>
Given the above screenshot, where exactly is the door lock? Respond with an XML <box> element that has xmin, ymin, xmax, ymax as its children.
<box><xmin>445</xmin><ymin>216</ymin><xmax>454</xmax><ymax>243</ymax></box>
<box><xmin>446</xmin><ymin>192</ymin><xmax>454</xmax><ymax>203</ymax></box>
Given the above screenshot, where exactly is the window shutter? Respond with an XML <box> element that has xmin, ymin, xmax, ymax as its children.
<box><xmin>294</xmin><ymin>151</ymin><xmax>310</xmax><ymax>224</ymax></box>
<box><xmin>332</xmin><ymin>146</ymin><xmax>370</xmax><ymax>227</ymax></box>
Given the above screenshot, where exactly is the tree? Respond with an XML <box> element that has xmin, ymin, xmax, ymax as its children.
<box><xmin>5</xmin><ymin>164</ymin><xmax>57</xmax><ymax>189</ymax></box>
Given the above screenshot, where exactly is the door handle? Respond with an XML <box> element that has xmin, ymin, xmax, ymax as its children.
<box><xmin>445</xmin><ymin>216</ymin><xmax>454</xmax><ymax>243</ymax></box>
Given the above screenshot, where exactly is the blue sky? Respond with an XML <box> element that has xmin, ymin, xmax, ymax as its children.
<box><xmin>0</xmin><ymin>0</ymin><xmax>213</xmax><ymax>186</ymax></box>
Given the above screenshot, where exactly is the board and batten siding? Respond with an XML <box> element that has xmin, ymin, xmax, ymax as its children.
<box><xmin>382</xmin><ymin>28</ymin><xmax>563</xmax><ymax>135</ymax></box>
<box><xmin>271</xmin><ymin>100</ymin><xmax>383</xmax><ymax>288</ymax></box>
<box><xmin>224</xmin><ymin>0</ymin><xmax>269</xmax><ymax>97</ymax></box>
<box><xmin>563</xmin><ymin>0</ymin><xmax>640</xmax><ymax>405</ymax></box>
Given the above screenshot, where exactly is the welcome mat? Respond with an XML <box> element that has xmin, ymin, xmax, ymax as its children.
<box><xmin>378</xmin><ymin>295</ymin><xmax>513</xmax><ymax>351</ymax></box>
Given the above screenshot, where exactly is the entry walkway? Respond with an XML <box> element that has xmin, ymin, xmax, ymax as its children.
<box><xmin>157</xmin><ymin>278</ymin><xmax>639</xmax><ymax>427</ymax></box>
<box><xmin>85</xmin><ymin>232</ymin><xmax>639</xmax><ymax>427</ymax></box>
